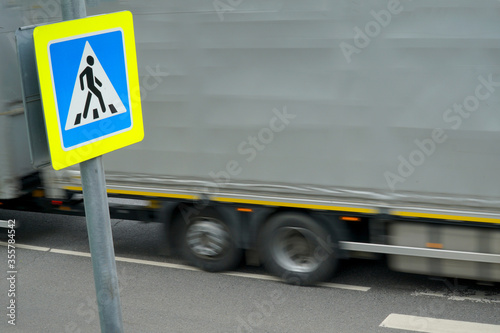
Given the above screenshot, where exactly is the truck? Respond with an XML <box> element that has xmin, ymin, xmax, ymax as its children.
<box><xmin>1</xmin><ymin>0</ymin><xmax>500</xmax><ymax>285</ymax></box>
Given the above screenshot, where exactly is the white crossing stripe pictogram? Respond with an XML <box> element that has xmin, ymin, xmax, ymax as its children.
<box><xmin>65</xmin><ymin>41</ymin><xmax>127</xmax><ymax>130</ymax></box>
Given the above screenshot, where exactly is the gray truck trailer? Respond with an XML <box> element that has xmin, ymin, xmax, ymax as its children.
<box><xmin>1</xmin><ymin>0</ymin><xmax>500</xmax><ymax>285</ymax></box>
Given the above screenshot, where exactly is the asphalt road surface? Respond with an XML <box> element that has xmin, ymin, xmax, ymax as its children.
<box><xmin>0</xmin><ymin>209</ymin><xmax>499</xmax><ymax>332</ymax></box>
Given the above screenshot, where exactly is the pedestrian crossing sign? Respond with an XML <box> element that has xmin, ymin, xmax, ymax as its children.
<box><xmin>33</xmin><ymin>11</ymin><xmax>143</xmax><ymax>170</ymax></box>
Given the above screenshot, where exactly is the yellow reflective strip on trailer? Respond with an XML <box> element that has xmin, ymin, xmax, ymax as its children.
<box><xmin>211</xmin><ymin>197</ymin><xmax>377</xmax><ymax>214</ymax></box>
<box><xmin>64</xmin><ymin>186</ymin><xmax>198</xmax><ymax>200</ymax></box>
<box><xmin>391</xmin><ymin>211</ymin><xmax>500</xmax><ymax>224</ymax></box>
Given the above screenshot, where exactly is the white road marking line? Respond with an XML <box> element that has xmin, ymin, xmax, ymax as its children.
<box><xmin>413</xmin><ymin>291</ymin><xmax>500</xmax><ymax>304</ymax></box>
<box><xmin>0</xmin><ymin>242</ymin><xmax>370</xmax><ymax>291</ymax></box>
<box><xmin>318</xmin><ymin>282</ymin><xmax>371</xmax><ymax>292</ymax></box>
<box><xmin>223</xmin><ymin>271</ymin><xmax>281</xmax><ymax>282</ymax></box>
<box><xmin>380</xmin><ymin>313</ymin><xmax>500</xmax><ymax>333</ymax></box>
<box><xmin>0</xmin><ymin>241</ymin><xmax>50</xmax><ymax>252</ymax></box>
<box><xmin>50</xmin><ymin>248</ymin><xmax>91</xmax><ymax>257</ymax></box>
<box><xmin>223</xmin><ymin>271</ymin><xmax>371</xmax><ymax>291</ymax></box>
<box><xmin>115</xmin><ymin>256</ymin><xmax>200</xmax><ymax>272</ymax></box>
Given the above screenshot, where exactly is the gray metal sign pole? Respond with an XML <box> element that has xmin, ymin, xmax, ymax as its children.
<box><xmin>79</xmin><ymin>158</ymin><xmax>124</xmax><ymax>332</ymax></box>
<box><xmin>61</xmin><ymin>1</ymin><xmax>124</xmax><ymax>332</ymax></box>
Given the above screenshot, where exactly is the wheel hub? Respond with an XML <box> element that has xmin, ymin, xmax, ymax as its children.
<box><xmin>186</xmin><ymin>218</ymin><xmax>230</xmax><ymax>259</ymax></box>
<box><xmin>272</xmin><ymin>227</ymin><xmax>322</xmax><ymax>273</ymax></box>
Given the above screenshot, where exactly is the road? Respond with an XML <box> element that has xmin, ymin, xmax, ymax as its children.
<box><xmin>0</xmin><ymin>209</ymin><xmax>499</xmax><ymax>332</ymax></box>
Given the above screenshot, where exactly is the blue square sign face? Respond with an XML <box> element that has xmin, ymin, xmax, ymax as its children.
<box><xmin>49</xmin><ymin>29</ymin><xmax>132</xmax><ymax>150</ymax></box>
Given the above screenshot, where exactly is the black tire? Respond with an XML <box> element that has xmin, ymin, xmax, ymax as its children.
<box><xmin>259</xmin><ymin>213</ymin><xmax>338</xmax><ymax>286</ymax></box>
<box><xmin>179</xmin><ymin>209</ymin><xmax>243</xmax><ymax>272</ymax></box>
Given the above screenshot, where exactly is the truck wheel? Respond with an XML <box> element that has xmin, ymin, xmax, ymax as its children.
<box><xmin>180</xmin><ymin>211</ymin><xmax>243</xmax><ymax>272</ymax></box>
<box><xmin>260</xmin><ymin>213</ymin><xmax>338</xmax><ymax>285</ymax></box>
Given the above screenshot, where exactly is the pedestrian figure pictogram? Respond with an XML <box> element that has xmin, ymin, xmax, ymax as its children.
<box><xmin>65</xmin><ymin>41</ymin><xmax>127</xmax><ymax>131</ymax></box>
<box><xmin>78</xmin><ymin>55</ymin><xmax>107</xmax><ymax>125</ymax></box>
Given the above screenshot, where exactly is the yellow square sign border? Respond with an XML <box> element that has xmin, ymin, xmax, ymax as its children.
<box><xmin>34</xmin><ymin>11</ymin><xmax>144</xmax><ymax>170</ymax></box>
